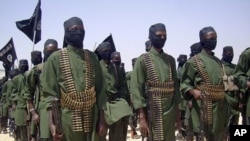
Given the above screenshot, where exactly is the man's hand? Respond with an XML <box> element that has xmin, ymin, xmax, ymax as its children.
<box><xmin>50</xmin><ymin>123</ymin><xmax>63</xmax><ymax>141</ymax></box>
<box><xmin>31</xmin><ymin>111</ymin><xmax>40</xmax><ymax>125</ymax></box>
<box><xmin>139</xmin><ymin>117</ymin><xmax>150</xmax><ymax>137</ymax></box>
<box><xmin>187</xmin><ymin>100</ymin><xmax>193</xmax><ymax>109</ymax></box>
<box><xmin>189</xmin><ymin>89</ymin><xmax>203</xmax><ymax>100</ymax></box>
<box><xmin>49</xmin><ymin>109</ymin><xmax>63</xmax><ymax>141</ymax></box>
<box><xmin>97</xmin><ymin>110</ymin><xmax>107</xmax><ymax>136</ymax></box>
<box><xmin>247</xmin><ymin>80</ymin><xmax>250</xmax><ymax>88</ymax></box>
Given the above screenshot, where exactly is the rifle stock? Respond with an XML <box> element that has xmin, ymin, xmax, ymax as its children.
<box><xmin>51</xmin><ymin>97</ymin><xmax>63</xmax><ymax>134</ymax></box>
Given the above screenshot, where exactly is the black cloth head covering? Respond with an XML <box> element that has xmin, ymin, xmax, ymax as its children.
<box><xmin>111</xmin><ymin>51</ymin><xmax>120</xmax><ymax>58</ymax></box>
<box><xmin>31</xmin><ymin>50</ymin><xmax>42</xmax><ymax>58</ymax></box>
<box><xmin>177</xmin><ymin>54</ymin><xmax>187</xmax><ymax>61</ymax></box>
<box><xmin>222</xmin><ymin>46</ymin><xmax>234</xmax><ymax>63</ymax></box>
<box><xmin>19</xmin><ymin>59</ymin><xmax>29</xmax><ymax>73</ymax></box>
<box><xmin>64</xmin><ymin>17</ymin><xmax>83</xmax><ymax>30</ymax></box>
<box><xmin>149</xmin><ymin>23</ymin><xmax>166</xmax><ymax>35</ymax></box>
<box><xmin>223</xmin><ymin>46</ymin><xmax>233</xmax><ymax>53</ymax></box>
<box><xmin>19</xmin><ymin>59</ymin><xmax>28</xmax><ymax>65</ymax></box>
<box><xmin>31</xmin><ymin>50</ymin><xmax>42</xmax><ymax>65</ymax></box>
<box><xmin>97</xmin><ymin>42</ymin><xmax>112</xmax><ymax>51</ymax></box>
<box><xmin>149</xmin><ymin>23</ymin><xmax>166</xmax><ymax>49</ymax></box>
<box><xmin>199</xmin><ymin>26</ymin><xmax>216</xmax><ymax>41</ymax></box>
<box><xmin>199</xmin><ymin>26</ymin><xmax>217</xmax><ymax>51</ymax></box>
<box><xmin>44</xmin><ymin>39</ymin><xmax>58</xmax><ymax>48</ymax></box>
<box><xmin>145</xmin><ymin>40</ymin><xmax>152</xmax><ymax>52</ymax></box>
<box><xmin>190</xmin><ymin>42</ymin><xmax>202</xmax><ymax>57</ymax></box>
<box><xmin>63</xmin><ymin>17</ymin><xmax>84</xmax><ymax>48</ymax></box>
<box><xmin>95</xmin><ymin>42</ymin><xmax>112</xmax><ymax>60</ymax></box>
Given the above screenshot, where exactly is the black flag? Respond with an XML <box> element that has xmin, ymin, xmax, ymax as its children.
<box><xmin>0</xmin><ymin>38</ymin><xmax>17</xmax><ymax>68</ymax></box>
<box><xmin>102</xmin><ymin>34</ymin><xmax>116</xmax><ymax>53</ymax></box>
<box><xmin>16</xmin><ymin>0</ymin><xmax>41</xmax><ymax>44</ymax></box>
<box><xmin>94</xmin><ymin>34</ymin><xmax>116</xmax><ymax>60</ymax></box>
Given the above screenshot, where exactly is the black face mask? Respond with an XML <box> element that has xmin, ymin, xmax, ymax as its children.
<box><xmin>65</xmin><ymin>29</ymin><xmax>85</xmax><ymax>48</ymax></box>
<box><xmin>113</xmin><ymin>61</ymin><xmax>121</xmax><ymax>66</ymax></box>
<box><xmin>31</xmin><ymin>56</ymin><xmax>42</xmax><ymax>65</ymax></box>
<box><xmin>179</xmin><ymin>60</ymin><xmax>186</xmax><ymax>67</ymax></box>
<box><xmin>19</xmin><ymin>65</ymin><xmax>28</xmax><ymax>73</ymax></box>
<box><xmin>201</xmin><ymin>39</ymin><xmax>217</xmax><ymax>50</ymax></box>
<box><xmin>100</xmin><ymin>52</ymin><xmax>111</xmax><ymax>60</ymax></box>
<box><xmin>149</xmin><ymin>34</ymin><xmax>166</xmax><ymax>49</ymax></box>
<box><xmin>222</xmin><ymin>55</ymin><xmax>233</xmax><ymax>63</ymax></box>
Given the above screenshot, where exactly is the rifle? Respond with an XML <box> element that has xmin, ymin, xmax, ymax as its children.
<box><xmin>198</xmin><ymin>91</ymin><xmax>206</xmax><ymax>141</ymax></box>
<box><xmin>143</xmin><ymin>89</ymin><xmax>153</xmax><ymax>141</ymax></box>
<box><xmin>51</xmin><ymin>97</ymin><xmax>63</xmax><ymax>135</ymax></box>
<box><xmin>36</xmin><ymin>125</ymin><xmax>40</xmax><ymax>141</ymax></box>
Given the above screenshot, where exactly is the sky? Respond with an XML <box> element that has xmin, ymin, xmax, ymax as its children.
<box><xmin>0</xmin><ymin>0</ymin><xmax>250</xmax><ymax>72</ymax></box>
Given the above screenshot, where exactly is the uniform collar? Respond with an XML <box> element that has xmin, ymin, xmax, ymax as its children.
<box><xmin>67</xmin><ymin>45</ymin><xmax>84</xmax><ymax>56</ymax></box>
<box><xmin>149</xmin><ymin>47</ymin><xmax>164</xmax><ymax>57</ymax></box>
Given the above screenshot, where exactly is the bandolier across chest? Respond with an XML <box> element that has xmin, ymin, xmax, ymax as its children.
<box><xmin>143</xmin><ymin>53</ymin><xmax>174</xmax><ymax>141</ymax></box>
<box><xmin>59</xmin><ymin>48</ymin><xmax>96</xmax><ymax>132</ymax></box>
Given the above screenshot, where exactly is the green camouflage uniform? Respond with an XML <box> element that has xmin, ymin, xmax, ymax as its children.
<box><xmin>42</xmin><ymin>46</ymin><xmax>106</xmax><ymax>141</ymax></box>
<box><xmin>222</xmin><ymin>60</ymin><xmax>239</xmax><ymax>117</ymax></box>
<box><xmin>181</xmin><ymin>50</ymin><xmax>229</xmax><ymax>140</ymax></box>
<box><xmin>23</xmin><ymin>63</ymin><xmax>53</xmax><ymax>140</ymax></box>
<box><xmin>233</xmin><ymin>48</ymin><xmax>250</xmax><ymax>120</ymax></box>
<box><xmin>11</xmin><ymin>72</ymin><xmax>29</xmax><ymax>141</ymax></box>
<box><xmin>1</xmin><ymin>80</ymin><xmax>10</xmax><ymax>132</ymax></box>
<box><xmin>131</xmin><ymin>47</ymin><xmax>180</xmax><ymax>141</ymax></box>
<box><xmin>100</xmin><ymin>60</ymin><xmax>132</xmax><ymax>141</ymax></box>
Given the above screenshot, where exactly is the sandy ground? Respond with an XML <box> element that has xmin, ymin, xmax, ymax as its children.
<box><xmin>0</xmin><ymin>125</ymin><xmax>142</xmax><ymax>141</ymax></box>
<box><xmin>0</xmin><ymin>115</ymin><xmax>243</xmax><ymax>141</ymax></box>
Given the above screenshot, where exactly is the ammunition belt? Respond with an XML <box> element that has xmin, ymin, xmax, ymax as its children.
<box><xmin>59</xmin><ymin>48</ymin><xmax>95</xmax><ymax>132</ymax></box>
<box><xmin>198</xmin><ymin>84</ymin><xmax>225</xmax><ymax>100</ymax></box>
<box><xmin>147</xmin><ymin>81</ymin><xmax>174</xmax><ymax>98</ymax></box>
<box><xmin>194</xmin><ymin>55</ymin><xmax>224</xmax><ymax>125</ymax></box>
<box><xmin>60</xmin><ymin>87</ymin><xmax>96</xmax><ymax>110</ymax></box>
<box><xmin>143</xmin><ymin>53</ymin><xmax>174</xmax><ymax>140</ymax></box>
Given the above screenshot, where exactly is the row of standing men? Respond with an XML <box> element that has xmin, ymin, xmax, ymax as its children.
<box><xmin>0</xmin><ymin>16</ymin><xmax>250</xmax><ymax>141</ymax></box>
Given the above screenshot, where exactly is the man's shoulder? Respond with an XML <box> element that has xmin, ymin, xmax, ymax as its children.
<box><xmin>242</xmin><ymin>47</ymin><xmax>250</xmax><ymax>55</ymax></box>
<box><xmin>84</xmin><ymin>49</ymin><xmax>99</xmax><ymax>61</ymax></box>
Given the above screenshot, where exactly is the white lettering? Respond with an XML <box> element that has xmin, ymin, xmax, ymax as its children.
<box><xmin>234</xmin><ymin>129</ymin><xmax>247</xmax><ymax>136</ymax></box>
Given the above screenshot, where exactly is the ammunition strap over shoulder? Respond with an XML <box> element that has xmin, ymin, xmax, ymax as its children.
<box><xmin>143</xmin><ymin>53</ymin><xmax>174</xmax><ymax>140</ymax></box>
<box><xmin>193</xmin><ymin>55</ymin><xmax>225</xmax><ymax>125</ymax></box>
<box><xmin>59</xmin><ymin>48</ymin><xmax>95</xmax><ymax>132</ymax></box>
<box><xmin>193</xmin><ymin>55</ymin><xmax>225</xmax><ymax>100</ymax></box>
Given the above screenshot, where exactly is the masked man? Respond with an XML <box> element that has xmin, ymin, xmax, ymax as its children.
<box><xmin>176</xmin><ymin>54</ymin><xmax>187</xmax><ymax>139</ymax></box>
<box><xmin>11</xmin><ymin>59</ymin><xmax>29</xmax><ymax>141</ymax></box>
<box><xmin>131</xmin><ymin>23</ymin><xmax>180</xmax><ymax>141</ymax></box>
<box><xmin>42</xmin><ymin>17</ymin><xmax>107</xmax><ymax>141</ymax></box>
<box><xmin>180</xmin><ymin>26</ymin><xmax>230</xmax><ymax>141</ymax></box>
<box><xmin>97</xmin><ymin>42</ymin><xmax>132</xmax><ymax>141</ymax></box>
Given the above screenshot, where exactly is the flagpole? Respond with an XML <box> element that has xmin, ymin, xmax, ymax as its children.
<box><xmin>32</xmin><ymin>0</ymin><xmax>40</xmax><ymax>52</ymax></box>
<box><xmin>32</xmin><ymin>30</ymin><xmax>36</xmax><ymax>52</ymax></box>
<box><xmin>31</xmin><ymin>0</ymin><xmax>40</xmax><ymax>68</ymax></box>
<box><xmin>93</xmin><ymin>42</ymin><xmax>97</xmax><ymax>51</ymax></box>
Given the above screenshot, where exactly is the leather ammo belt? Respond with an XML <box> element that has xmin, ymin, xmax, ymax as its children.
<box><xmin>59</xmin><ymin>48</ymin><xmax>96</xmax><ymax>132</ymax></box>
<box><xmin>143</xmin><ymin>53</ymin><xmax>174</xmax><ymax>141</ymax></box>
<box><xmin>193</xmin><ymin>55</ymin><xmax>225</xmax><ymax>124</ymax></box>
